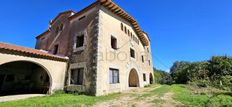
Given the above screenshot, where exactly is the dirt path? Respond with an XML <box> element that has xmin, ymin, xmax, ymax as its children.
<box><xmin>94</xmin><ymin>86</ymin><xmax>159</xmax><ymax>107</ymax></box>
<box><xmin>160</xmin><ymin>92</ymin><xmax>184</xmax><ymax>107</ymax></box>
<box><xmin>94</xmin><ymin>85</ymin><xmax>183</xmax><ymax>107</ymax></box>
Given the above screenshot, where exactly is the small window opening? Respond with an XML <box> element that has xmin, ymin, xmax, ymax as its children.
<box><xmin>111</xmin><ymin>36</ymin><xmax>117</xmax><ymax>50</ymax></box>
<box><xmin>70</xmin><ymin>68</ymin><xmax>84</xmax><ymax>85</ymax></box>
<box><xmin>130</xmin><ymin>48</ymin><xmax>135</xmax><ymax>58</ymax></box>
<box><xmin>79</xmin><ymin>16</ymin><xmax>86</xmax><ymax>21</ymax></box>
<box><xmin>53</xmin><ymin>44</ymin><xmax>59</xmax><ymax>55</ymax></box>
<box><xmin>124</xmin><ymin>27</ymin><xmax>127</xmax><ymax>34</ymax></box>
<box><xmin>121</xmin><ymin>23</ymin><xmax>123</xmax><ymax>31</ymax></box>
<box><xmin>76</xmin><ymin>35</ymin><xmax>84</xmax><ymax>48</ymax></box>
<box><xmin>143</xmin><ymin>74</ymin><xmax>146</xmax><ymax>81</ymax></box>
<box><xmin>142</xmin><ymin>55</ymin><xmax>144</xmax><ymax>63</ymax></box>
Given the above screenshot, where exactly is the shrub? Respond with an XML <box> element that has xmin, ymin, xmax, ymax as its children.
<box><xmin>206</xmin><ymin>95</ymin><xmax>232</xmax><ymax>107</ymax></box>
<box><xmin>189</xmin><ymin>80</ymin><xmax>210</xmax><ymax>88</ymax></box>
<box><xmin>221</xmin><ymin>76</ymin><xmax>232</xmax><ymax>91</ymax></box>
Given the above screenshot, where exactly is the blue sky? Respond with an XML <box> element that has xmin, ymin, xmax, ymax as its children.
<box><xmin>0</xmin><ymin>0</ymin><xmax>232</xmax><ymax>71</ymax></box>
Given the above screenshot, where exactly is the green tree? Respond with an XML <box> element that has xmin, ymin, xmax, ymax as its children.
<box><xmin>208</xmin><ymin>56</ymin><xmax>232</xmax><ymax>79</ymax></box>
<box><xmin>188</xmin><ymin>62</ymin><xmax>209</xmax><ymax>81</ymax></box>
<box><xmin>153</xmin><ymin>68</ymin><xmax>172</xmax><ymax>84</ymax></box>
<box><xmin>170</xmin><ymin>61</ymin><xmax>191</xmax><ymax>84</ymax></box>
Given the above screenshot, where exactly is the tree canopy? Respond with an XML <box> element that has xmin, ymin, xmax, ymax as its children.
<box><xmin>158</xmin><ymin>56</ymin><xmax>232</xmax><ymax>90</ymax></box>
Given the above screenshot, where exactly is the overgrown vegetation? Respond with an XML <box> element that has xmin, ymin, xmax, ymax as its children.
<box><xmin>143</xmin><ymin>85</ymin><xmax>232</xmax><ymax>107</ymax></box>
<box><xmin>169</xmin><ymin>56</ymin><xmax>232</xmax><ymax>90</ymax></box>
<box><xmin>152</xmin><ymin>56</ymin><xmax>232</xmax><ymax>106</ymax></box>
<box><xmin>153</xmin><ymin>68</ymin><xmax>172</xmax><ymax>84</ymax></box>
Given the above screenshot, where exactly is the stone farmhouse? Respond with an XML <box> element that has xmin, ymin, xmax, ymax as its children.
<box><xmin>0</xmin><ymin>0</ymin><xmax>153</xmax><ymax>96</ymax></box>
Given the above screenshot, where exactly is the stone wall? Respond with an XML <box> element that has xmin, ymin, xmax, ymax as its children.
<box><xmin>36</xmin><ymin>12</ymin><xmax>73</xmax><ymax>56</ymax></box>
<box><xmin>65</xmin><ymin>6</ymin><xmax>100</xmax><ymax>95</ymax></box>
<box><xmin>34</xmin><ymin>3</ymin><xmax>154</xmax><ymax>96</ymax></box>
<box><xmin>96</xmin><ymin>6</ymin><xmax>154</xmax><ymax>96</ymax></box>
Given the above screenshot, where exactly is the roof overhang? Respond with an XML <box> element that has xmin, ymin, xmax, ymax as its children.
<box><xmin>0</xmin><ymin>42</ymin><xmax>68</xmax><ymax>62</ymax></box>
<box><xmin>98</xmin><ymin>0</ymin><xmax>149</xmax><ymax>46</ymax></box>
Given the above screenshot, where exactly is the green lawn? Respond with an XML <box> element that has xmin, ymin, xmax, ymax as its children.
<box><xmin>0</xmin><ymin>92</ymin><xmax>121</xmax><ymax>107</ymax></box>
<box><xmin>140</xmin><ymin>84</ymin><xmax>232</xmax><ymax>107</ymax></box>
<box><xmin>0</xmin><ymin>84</ymin><xmax>231</xmax><ymax>107</ymax></box>
<box><xmin>171</xmin><ymin>84</ymin><xmax>232</xmax><ymax>107</ymax></box>
<box><xmin>171</xmin><ymin>84</ymin><xmax>210</xmax><ymax>107</ymax></box>
<box><xmin>149</xmin><ymin>84</ymin><xmax>232</xmax><ymax>107</ymax></box>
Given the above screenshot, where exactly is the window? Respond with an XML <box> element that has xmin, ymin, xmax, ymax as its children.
<box><xmin>70</xmin><ymin>68</ymin><xmax>84</xmax><ymax>85</ymax></box>
<box><xmin>79</xmin><ymin>16</ymin><xmax>86</xmax><ymax>21</ymax></box>
<box><xmin>124</xmin><ymin>26</ymin><xmax>127</xmax><ymax>34</ymax></box>
<box><xmin>76</xmin><ymin>35</ymin><xmax>84</xmax><ymax>48</ymax></box>
<box><xmin>148</xmin><ymin>60</ymin><xmax>151</xmax><ymax>66</ymax></box>
<box><xmin>53</xmin><ymin>44</ymin><xmax>59</xmax><ymax>55</ymax></box>
<box><xmin>130</xmin><ymin>48</ymin><xmax>135</xmax><ymax>58</ymax></box>
<box><xmin>143</xmin><ymin>73</ymin><xmax>146</xmax><ymax>81</ymax></box>
<box><xmin>121</xmin><ymin>23</ymin><xmax>123</xmax><ymax>31</ymax></box>
<box><xmin>142</xmin><ymin>55</ymin><xmax>144</xmax><ymax>63</ymax></box>
<box><xmin>109</xmin><ymin>68</ymin><xmax>119</xmax><ymax>84</ymax></box>
<box><xmin>111</xmin><ymin>36</ymin><xmax>117</xmax><ymax>50</ymax></box>
<box><xmin>147</xmin><ymin>48</ymin><xmax>149</xmax><ymax>53</ymax></box>
<box><xmin>128</xmin><ymin>30</ymin><xmax>130</xmax><ymax>36</ymax></box>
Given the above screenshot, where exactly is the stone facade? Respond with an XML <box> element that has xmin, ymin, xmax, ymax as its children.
<box><xmin>36</xmin><ymin>1</ymin><xmax>153</xmax><ymax>96</ymax></box>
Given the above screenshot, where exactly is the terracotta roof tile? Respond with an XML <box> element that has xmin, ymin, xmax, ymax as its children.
<box><xmin>0</xmin><ymin>42</ymin><xmax>68</xmax><ymax>62</ymax></box>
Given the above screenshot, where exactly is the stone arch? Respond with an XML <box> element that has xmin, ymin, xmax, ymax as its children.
<box><xmin>0</xmin><ymin>60</ymin><xmax>52</xmax><ymax>96</ymax></box>
<box><xmin>128</xmin><ymin>68</ymin><xmax>140</xmax><ymax>87</ymax></box>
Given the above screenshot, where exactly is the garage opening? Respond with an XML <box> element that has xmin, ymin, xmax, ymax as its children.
<box><xmin>128</xmin><ymin>69</ymin><xmax>139</xmax><ymax>87</ymax></box>
<box><xmin>149</xmin><ymin>73</ymin><xmax>153</xmax><ymax>84</ymax></box>
<box><xmin>0</xmin><ymin>61</ymin><xmax>51</xmax><ymax>96</ymax></box>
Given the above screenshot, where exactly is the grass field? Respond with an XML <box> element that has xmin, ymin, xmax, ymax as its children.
<box><xmin>0</xmin><ymin>92</ymin><xmax>121</xmax><ymax>107</ymax></box>
<box><xmin>0</xmin><ymin>84</ymin><xmax>231</xmax><ymax>107</ymax></box>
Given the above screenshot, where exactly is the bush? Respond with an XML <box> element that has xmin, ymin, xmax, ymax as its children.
<box><xmin>189</xmin><ymin>80</ymin><xmax>210</xmax><ymax>88</ymax></box>
<box><xmin>153</xmin><ymin>68</ymin><xmax>173</xmax><ymax>84</ymax></box>
<box><xmin>221</xmin><ymin>76</ymin><xmax>232</xmax><ymax>91</ymax></box>
<box><xmin>206</xmin><ymin>95</ymin><xmax>232</xmax><ymax>107</ymax></box>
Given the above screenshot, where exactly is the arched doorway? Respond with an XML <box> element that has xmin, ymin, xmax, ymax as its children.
<box><xmin>149</xmin><ymin>73</ymin><xmax>153</xmax><ymax>84</ymax></box>
<box><xmin>128</xmin><ymin>69</ymin><xmax>139</xmax><ymax>87</ymax></box>
<box><xmin>0</xmin><ymin>61</ymin><xmax>51</xmax><ymax>96</ymax></box>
